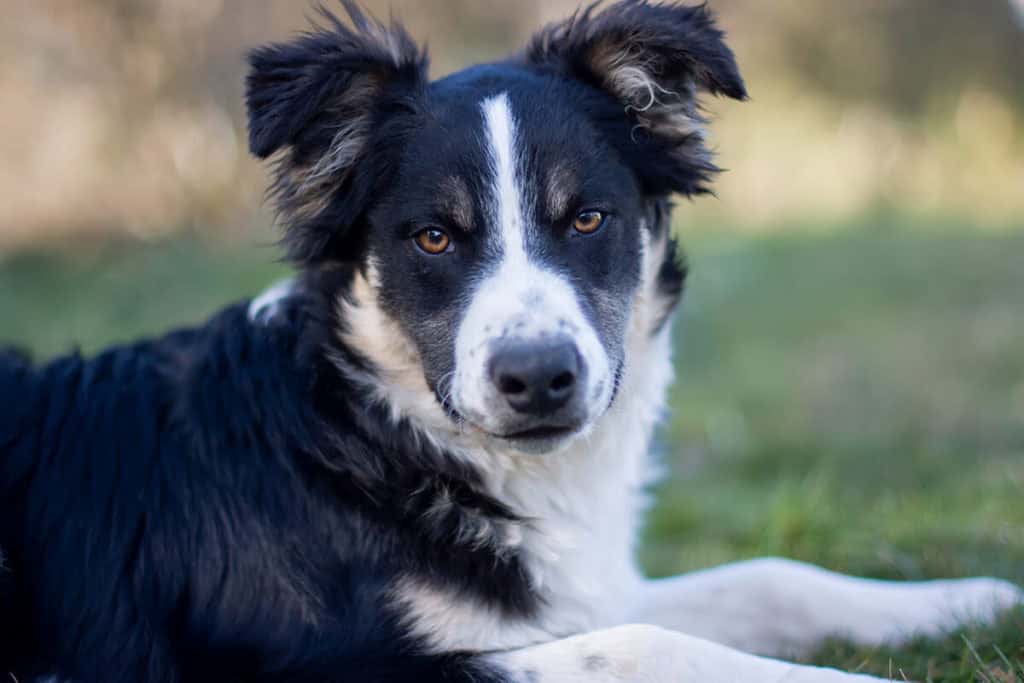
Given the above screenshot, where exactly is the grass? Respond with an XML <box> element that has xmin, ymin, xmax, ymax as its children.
<box><xmin>2</xmin><ymin>217</ymin><xmax>1022</xmax><ymax>680</ymax></box>
<box><xmin>645</xmin><ymin>222</ymin><xmax>1024</xmax><ymax>680</ymax></box>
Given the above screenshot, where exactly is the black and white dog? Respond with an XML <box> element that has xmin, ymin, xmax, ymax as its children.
<box><xmin>1</xmin><ymin>2</ymin><xmax>1020</xmax><ymax>681</ymax></box>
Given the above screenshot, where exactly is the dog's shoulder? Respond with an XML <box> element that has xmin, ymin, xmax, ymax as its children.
<box><xmin>0</xmin><ymin>345</ymin><xmax>37</xmax><ymax>464</ymax></box>
<box><xmin>0</xmin><ymin>298</ymin><xmax>333</xmax><ymax>676</ymax></box>
<box><xmin>0</xmin><ymin>299</ymin><xmax>314</xmax><ymax>490</ymax></box>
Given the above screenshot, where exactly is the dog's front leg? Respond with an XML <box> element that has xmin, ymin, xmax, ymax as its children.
<box><xmin>627</xmin><ymin>557</ymin><xmax>1023</xmax><ymax>658</ymax></box>
<box><xmin>482</xmin><ymin>624</ymin><xmax>885</xmax><ymax>682</ymax></box>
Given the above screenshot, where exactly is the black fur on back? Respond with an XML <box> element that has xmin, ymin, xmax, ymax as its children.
<box><xmin>0</xmin><ymin>294</ymin><xmax>520</xmax><ymax>682</ymax></box>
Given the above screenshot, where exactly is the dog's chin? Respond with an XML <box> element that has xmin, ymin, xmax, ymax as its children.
<box><xmin>447</xmin><ymin>387</ymin><xmax>612</xmax><ymax>456</ymax></box>
<box><xmin>486</xmin><ymin>424</ymin><xmax>585</xmax><ymax>456</ymax></box>
<box><xmin>450</xmin><ymin>396</ymin><xmax>612</xmax><ymax>456</ymax></box>
<box><xmin>450</xmin><ymin>414</ymin><xmax>592</xmax><ymax>455</ymax></box>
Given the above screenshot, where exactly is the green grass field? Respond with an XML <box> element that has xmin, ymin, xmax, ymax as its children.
<box><xmin>2</xmin><ymin>218</ymin><xmax>1022</xmax><ymax>681</ymax></box>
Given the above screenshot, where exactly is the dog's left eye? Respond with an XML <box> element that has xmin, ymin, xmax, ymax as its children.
<box><xmin>573</xmin><ymin>210</ymin><xmax>606</xmax><ymax>235</ymax></box>
<box><xmin>413</xmin><ymin>228</ymin><xmax>452</xmax><ymax>255</ymax></box>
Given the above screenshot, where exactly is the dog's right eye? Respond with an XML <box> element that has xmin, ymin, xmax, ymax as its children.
<box><xmin>572</xmin><ymin>210</ymin><xmax>606</xmax><ymax>235</ymax></box>
<box><xmin>413</xmin><ymin>228</ymin><xmax>452</xmax><ymax>255</ymax></box>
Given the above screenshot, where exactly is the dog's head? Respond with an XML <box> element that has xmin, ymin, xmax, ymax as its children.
<box><xmin>247</xmin><ymin>1</ymin><xmax>745</xmax><ymax>455</ymax></box>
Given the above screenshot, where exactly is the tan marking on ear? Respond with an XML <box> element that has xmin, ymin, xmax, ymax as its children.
<box><xmin>274</xmin><ymin>156</ymin><xmax>334</xmax><ymax>222</ymax></box>
<box><xmin>589</xmin><ymin>41</ymin><xmax>706</xmax><ymax>143</ymax></box>
<box><xmin>271</xmin><ymin>77</ymin><xmax>380</xmax><ymax>224</ymax></box>
<box><xmin>302</xmin><ymin>77</ymin><xmax>380</xmax><ymax>186</ymax></box>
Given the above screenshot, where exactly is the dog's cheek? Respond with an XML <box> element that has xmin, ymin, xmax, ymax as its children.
<box><xmin>575</xmin><ymin>232</ymin><xmax>644</xmax><ymax>372</ymax></box>
<box><xmin>373</xmin><ymin>266</ymin><xmax>464</xmax><ymax>401</ymax></box>
<box><xmin>410</xmin><ymin>316</ymin><xmax>460</xmax><ymax>398</ymax></box>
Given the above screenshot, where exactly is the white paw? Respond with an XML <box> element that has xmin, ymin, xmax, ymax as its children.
<box><xmin>926</xmin><ymin>576</ymin><xmax>1023</xmax><ymax>630</ymax></box>
<box><xmin>871</xmin><ymin>575</ymin><xmax>1024</xmax><ymax>648</ymax></box>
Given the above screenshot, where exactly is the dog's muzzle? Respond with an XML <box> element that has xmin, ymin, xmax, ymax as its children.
<box><xmin>482</xmin><ymin>335</ymin><xmax>589</xmax><ymax>445</ymax></box>
<box><xmin>451</xmin><ymin>267</ymin><xmax>613</xmax><ymax>453</ymax></box>
<box><xmin>488</xmin><ymin>336</ymin><xmax>585</xmax><ymax>420</ymax></box>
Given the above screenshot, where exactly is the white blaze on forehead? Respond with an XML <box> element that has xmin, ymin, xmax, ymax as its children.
<box><xmin>482</xmin><ymin>92</ymin><xmax>529</xmax><ymax>267</ymax></box>
<box><xmin>448</xmin><ymin>92</ymin><xmax>614</xmax><ymax>440</ymax></box>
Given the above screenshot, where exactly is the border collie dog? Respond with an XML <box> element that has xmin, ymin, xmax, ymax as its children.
<box><xmin>1</xmin><ymin>2</ymin><xmax>1020</xmax><ymax>681</ymax></box>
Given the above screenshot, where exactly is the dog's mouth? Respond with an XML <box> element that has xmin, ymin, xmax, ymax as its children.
<box><xmin>481</xmin><ymin>422</ymin><xmax>586</xmax><ymax>455</ymax></box>
<box><xmin>436</xmin><ymin>386</ymin><xmax>585</xmax><ymax>449</ymax></box>
<box><xmin>493</xmin><ymin>424</ymin><xmax>579</xmax><ymax>441</ymax></box>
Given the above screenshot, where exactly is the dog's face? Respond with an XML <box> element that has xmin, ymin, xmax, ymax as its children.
<box><xmin>246</xmin><ymin>1</ymin><xmax>745</xmax><ymax>455</ymax></box>
<box><xmin>366</xmin><ymin>80</ymin><xmax>645</xmax><ymax>453</ymax></box>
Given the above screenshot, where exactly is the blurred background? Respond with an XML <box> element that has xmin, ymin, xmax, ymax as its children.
<box><xmin>2</xmin><ymin>1</ymin><xmax>1023</xmax><ymax>245</ymax></box>
<box><xmin>1</xmin><ymin>1</ymin><xmax>1022</xmax><ymax>674</ymax></box>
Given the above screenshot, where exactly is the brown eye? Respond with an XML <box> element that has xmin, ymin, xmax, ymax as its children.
<box><xmin>414</xmin><ymin>228</ymin><xmax>451</xmax><ymax>255</ymax></box>
<box><xmin>573</xmin><ymin>210</ymin><xmax>606</xmax><ymax>234</ymax></box>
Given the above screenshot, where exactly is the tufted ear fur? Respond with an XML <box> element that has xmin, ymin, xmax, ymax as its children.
<box><xmin>524</xmin><ymin>0</ymin><xmax>747</xmax><ymax>196</ymax></box>
<box><xmin>246</xmin><ymin>1</ymin><xmax>428</xmax><ymax>264</ymax></box>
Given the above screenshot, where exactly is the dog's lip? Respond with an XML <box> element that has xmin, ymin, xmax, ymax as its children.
<box><xmin>490</xmin><ymin>424</ymin><xmax>580</xmax><ymax>441</ymax></box>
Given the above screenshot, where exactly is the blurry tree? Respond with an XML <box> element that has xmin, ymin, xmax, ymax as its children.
<box><xmin>0</xmin><ymin>1</ymin><xmax>1020</xmax><ymax>249</ymax></box>
<box><xmin>746</xmin><ymin>1</ymin><xmax>1024</xmax><ymax>115</ymax></box>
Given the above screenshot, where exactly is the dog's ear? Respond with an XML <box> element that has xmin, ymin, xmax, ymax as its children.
<box><xmin>524</xmin><ymin>1</ymin><xmax>746</xmax><ymax>196</ymax></box>
<box><xmin>246</xmin><ymin>1</ymin><xmax>427</xmax><ymax>264</ymax></box>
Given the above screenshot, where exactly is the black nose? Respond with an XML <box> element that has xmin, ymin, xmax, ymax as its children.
<box><xmin>488</xmin><ymin>338</ymin><xmax>581</xmax><ymax>416</ymax></box>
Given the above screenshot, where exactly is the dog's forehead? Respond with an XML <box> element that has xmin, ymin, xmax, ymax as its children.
<box><xmin>387</xmin><ymin>64</ymin><xmax>633</xmax><ymax>230</ymax></box>
<box><xmin>425</xmin><ymin>65</ymin><xmax>607</xmax><ymax>161</ymax></box>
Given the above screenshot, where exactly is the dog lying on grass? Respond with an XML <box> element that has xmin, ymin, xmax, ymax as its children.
<box><xmin>1</xmin><ymin>2</ymin><xmax>1020</xmax><ymax>681</ymax></box>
